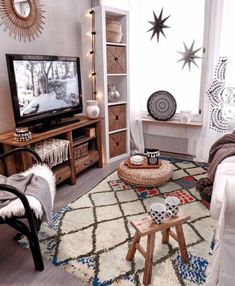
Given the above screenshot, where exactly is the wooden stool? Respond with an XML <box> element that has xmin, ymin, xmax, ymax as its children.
<box><xmin>126</xmin><ymin>214</ymin><xmax>191</xmax><ymax>286</ymax></box>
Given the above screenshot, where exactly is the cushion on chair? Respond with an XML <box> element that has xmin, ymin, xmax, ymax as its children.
<box><xmin>0</xmin><ymin>164</ymin><xmax>55</xmax><ymax>222</ymax></box>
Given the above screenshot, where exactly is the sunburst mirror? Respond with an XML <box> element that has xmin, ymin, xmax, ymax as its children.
<box><xmin>0</xmin><ymin>0</ymin><xmax>45</xmax><ymax>42</ymax></box>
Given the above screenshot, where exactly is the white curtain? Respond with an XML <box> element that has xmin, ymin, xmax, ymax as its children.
<box><xmin>196</xmin><ymin>0</ymin><xmax>235</xmax><ymax>161</ymax></box>
<box><xmin>129</xmin><ymin>0</ymin><xmax>145</xmax><ymax>153</ymax></box>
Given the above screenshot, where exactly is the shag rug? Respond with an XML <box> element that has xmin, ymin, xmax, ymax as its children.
<box><xmin>20</xmin><ymin>158</ymin><xmax>216</xmax><ymax>286</ymax></box>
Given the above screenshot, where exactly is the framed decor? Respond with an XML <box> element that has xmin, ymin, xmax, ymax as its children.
<box><xmin>0</xmin><ymin>0</ymin><xmax>45</xmax><ymax>42</ymax></box>
<box><xmin>147</xmin><ymin>90</ymin><xmax>177</xmax><ymax>121</ymax></box>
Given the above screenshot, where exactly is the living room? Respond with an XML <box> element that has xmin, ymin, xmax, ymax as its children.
<box><xmin>0</xmin><ymin>0</ymin><xmax>234</xmax><ymax>285</ymax></box>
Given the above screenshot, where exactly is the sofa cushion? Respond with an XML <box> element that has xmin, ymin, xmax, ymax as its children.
<box><xmin>210</xmin><ymin>162</ymin><xmax>235</xmax><ymax>220</ymax></box>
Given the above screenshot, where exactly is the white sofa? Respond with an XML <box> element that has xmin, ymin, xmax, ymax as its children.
<box><xmin>207</xmin><ymin>156</ymin><xmax>235</xmax><ymax>285</ymax></box>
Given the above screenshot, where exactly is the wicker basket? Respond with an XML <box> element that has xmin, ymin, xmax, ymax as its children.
<box><xmin>106</xmin><ymin>20</ymin><xmax>123</xmax><ymax>43</ymax></box>
<box><xmin>106</xmin><ymin>31</ymin><xmax>123</xmax><ymax>43</ymax></box>
<box><xmin>74</xmin><ymin>142</ymin><xmax>88</xmax><ymax>160</ymax></box>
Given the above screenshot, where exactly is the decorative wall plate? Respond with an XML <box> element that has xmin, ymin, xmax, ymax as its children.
<box><xmin>147</xmin><ymin>90</ymin><xmax>177</xmax><ymax>121</ymax></box>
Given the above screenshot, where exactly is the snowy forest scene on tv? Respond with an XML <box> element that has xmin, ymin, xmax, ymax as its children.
<box><xmin>13</xmin><ymin>60</ymin><xmax>80</xmax><ymax>116</ymax></box>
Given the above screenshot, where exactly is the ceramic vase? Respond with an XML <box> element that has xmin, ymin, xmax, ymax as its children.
<box><xmin>108</xmin><ymin>84</ymin><xmax>120</xmax><ymax>102</ymax></box>
<box><xmin>86</xmin><ymin>100</ymin><xmax>100</xmax><ymax>119</ymax></box>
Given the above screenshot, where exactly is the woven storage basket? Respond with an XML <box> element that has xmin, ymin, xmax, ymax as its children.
<box><xmin>117</xmin><ymin>160</ymin><xmax>173</xmax><ymax>187</ymax></box>
<box><xmin>109</xmin><ymin>131</ymin><xmax>126</xmax><ymax>158</ymax></box>
<box><xmin>74</xmin><ymin>142</ymin><xmax>88</xmax><ymax>160</ymax></box>
<box><xmin>108</xmin><ymin>104</ymin><xmax>126</xmax><ymax>132</ymax></box>
<box><xmin>106</xmin><ymin>20</ymin><xmax>123</xmax><ymax>43</ymax></box>
<box><xmin>107</xmin><ymin>46</ymin><xmax>126</xmax><ymax>74</ymax></box>
<box><xmin>106</xmin><ymin>31</ymin><xmax>123</xmax><ymax>43</ymax></box>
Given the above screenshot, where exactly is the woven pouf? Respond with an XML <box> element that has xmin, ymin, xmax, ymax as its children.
<box><xmin>117</xmin><ymin>160</ymin><xmax>173</xmax><ymax>187</ymax></box>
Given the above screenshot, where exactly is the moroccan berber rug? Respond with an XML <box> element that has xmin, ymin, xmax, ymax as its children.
<box><xmin>20</xmin><ymin>158</ymin><xmax>216</xmax><ymax>285</ymax></box>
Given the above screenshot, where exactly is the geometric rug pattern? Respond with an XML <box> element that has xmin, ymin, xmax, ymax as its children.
<box><xmin>20</xmin><ymin>158</ymin><xmax>216</xmax><ymax>285</ymax></box>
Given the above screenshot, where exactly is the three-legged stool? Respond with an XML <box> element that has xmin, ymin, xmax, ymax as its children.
<box><xmin>126</xmin><ymin>214</ymin><xmax>191</xmax><ymax>286</ymax></box>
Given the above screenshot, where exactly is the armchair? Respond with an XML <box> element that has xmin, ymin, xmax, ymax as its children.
<box><xmin>0</xmin><ymin>147</ymin><xmax>56</xmax><ymax>271</ymax></box>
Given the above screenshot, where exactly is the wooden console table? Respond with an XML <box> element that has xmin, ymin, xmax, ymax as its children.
<box><xmin>0</xmin><ymin>116</ymin><xmax>104</xmax><ymax>185</ymax></box>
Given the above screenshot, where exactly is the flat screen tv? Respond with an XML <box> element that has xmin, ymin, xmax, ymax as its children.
<box><xmin>6</xmin><ymin>54</ymin><xmax>83</xmax><ymax>131</ymax></box>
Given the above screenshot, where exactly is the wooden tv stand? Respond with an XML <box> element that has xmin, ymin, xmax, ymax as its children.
<box><xmin>0</xmin><ymin>116</ymin><xmax>104</xmax><ymax>185</ymax></box>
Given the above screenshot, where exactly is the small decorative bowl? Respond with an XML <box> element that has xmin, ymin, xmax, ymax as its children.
<box><xmin>130</xmin><ymin>155</ymin><xmax>144</xmax><ymax>165</ymax></box>
<box><xmin>14</xmin><ymin>127</ymin><xmax>32</xmax><ymax>142</ymax></box>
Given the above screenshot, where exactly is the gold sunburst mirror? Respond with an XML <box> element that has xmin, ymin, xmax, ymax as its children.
<box><xmin>0</xmin><ymin>0</ymin><xmax>45</xmax><ymax>42</ymax></box>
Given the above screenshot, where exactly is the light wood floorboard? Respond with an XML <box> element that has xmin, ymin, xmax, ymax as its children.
<box><xmin>0</xmin><ymin>160</ymin><xmax>121</xmax><ymax>286</ymax></box>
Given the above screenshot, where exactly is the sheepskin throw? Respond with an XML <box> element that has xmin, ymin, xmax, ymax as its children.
<box><xmin>0</xmin><ymin>164</ymin><xmax>56</xmax><ymax>223</ymax></box>
<box><xmin>31</xmin><ymin>138</ymin><xmax>70</xmax><ymax>168</ymax></box>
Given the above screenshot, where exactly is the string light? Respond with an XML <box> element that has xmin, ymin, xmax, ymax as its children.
<box><xmin>89</xmin><ymin>8</ymin><xmax>97</xmax><ymax>100</ymax></box>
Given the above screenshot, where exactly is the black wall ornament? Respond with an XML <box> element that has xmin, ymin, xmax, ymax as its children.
<box><xmin>177</xmin><ymin>40</ymin><xmax>202</xmax><ymax>71</ymax></box>
<box><xmin>147</xmin><ymin>8</ymin><xmax>170</xmax><ymax>42</ymax></box>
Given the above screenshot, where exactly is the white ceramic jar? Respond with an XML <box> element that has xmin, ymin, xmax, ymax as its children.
<box><xmin>86</xmin><ymin>100</ymin><xmax>100</xmax><ymax>119</ymax></box>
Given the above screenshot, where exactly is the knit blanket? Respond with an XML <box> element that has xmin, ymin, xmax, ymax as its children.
<box><xmin>207</xmin><ymin>132</ymin><xmax>235</xmax><ymax>181</ymax></box>
<box><xmin>197</xmin><ymin>132</ymin><xmax>235</xmax><ymax>202</ymax></box>
<box><xmin>0</xmin><ymin>168</ymin><xmax>53</xmax><ymax>223</ymax></box>
<box><xmin>31</xmin><ymin>138</ymin><xmax>70</xmax><ymax>168</ymax></box>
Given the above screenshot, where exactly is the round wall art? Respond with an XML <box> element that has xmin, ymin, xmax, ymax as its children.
<box><xmin>147</xmin><ymin>90</ymin><xmax>177</xmax><ymax>121</ymax></box>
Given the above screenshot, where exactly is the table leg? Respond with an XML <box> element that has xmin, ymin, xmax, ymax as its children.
<box><xmin>175</xmin><ymin>224</ymin><xmax>189</xmax><ymax>263</ymax></box>
<box><xmin>143</xmin><ymin>233</ymin><xmax>155</xmax><ymax>286</ymax></box>
<box><xmin>162</xmin><ymin>228</ymin><xmax>170</xmax><ymax>244</ymax></box>
<box><xmin>126</xmin><ymin>232</ymin><xmax>141</xmax><ymax>261</ymax></box>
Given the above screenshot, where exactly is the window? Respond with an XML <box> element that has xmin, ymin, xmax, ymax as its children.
<box><xmin>134</xmin><ymin>0</ymin><xmax>206</xmax><ymax>114</ymax></box>
<box><xmin>101</xmin><ymin>0</ymin><xmax>206</xmax><ymax>115</ymax></box>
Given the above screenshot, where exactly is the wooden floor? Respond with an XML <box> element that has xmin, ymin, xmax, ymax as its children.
<box><xmin>0</xmin><ymin>160</ymin><xmax>121</xmax><ymax>286</ymax></box>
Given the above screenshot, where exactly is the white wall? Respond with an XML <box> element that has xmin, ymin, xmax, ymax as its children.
<box><xmin>0</xmin><ymin>0</ymin><xmax>91</xmax><ymax>133</ymax></box>
<box><xmin>99</xmin><ymin>0</ymin><xmax>129</xmax><ymax>10</ymax></box>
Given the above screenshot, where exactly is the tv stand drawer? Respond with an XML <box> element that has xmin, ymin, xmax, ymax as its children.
<box><xmin>74</xmin><ymin>150</ymin><xmax>99</xmax><ymax>174</ymax></box>
<box><xmin>53</xmin><ymin>164</ymin><xmax>71</xmax><ymax>185</ymax></box>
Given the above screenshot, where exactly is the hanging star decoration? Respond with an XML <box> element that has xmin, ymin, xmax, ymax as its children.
<box><xmin>177</xmin><ymin>41</ymin><xmax>202</xmax><ymax>71</ymax></box>
<box><xmin>147</xmin><ymin>8</ymin><xmax>170</xmax><ymax>42</ymax></box>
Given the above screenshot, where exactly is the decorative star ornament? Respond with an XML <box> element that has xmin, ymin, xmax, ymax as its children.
<box><xmin>177</xmin><ymin>41</ymin><xmax>202</xmax><ymax>71</ymax></box>
<box><xmin>147</xmin><ymin>8</ymin><xmax>170</xmax><ymax>42</ymax></box>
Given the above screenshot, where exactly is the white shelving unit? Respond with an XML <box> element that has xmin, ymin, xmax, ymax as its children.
<box><xmin>95</xmin><ymin>5</ymin><xmax>130</xmax><ymax>164</ymax></box>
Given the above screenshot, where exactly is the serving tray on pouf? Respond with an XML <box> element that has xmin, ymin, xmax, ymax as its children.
<box><xmin>125</xmin><ymin>158</ymin><xmax>162</xmax><ymax>169</ymax></box>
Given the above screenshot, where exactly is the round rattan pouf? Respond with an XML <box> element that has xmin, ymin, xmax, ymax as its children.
<box><xmin>117</xmin><ymin>160</ymin><xmax>173</xmax><ymax>187</ymax></box>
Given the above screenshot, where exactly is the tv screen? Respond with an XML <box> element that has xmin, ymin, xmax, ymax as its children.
<box><xmin>6</xmin><ymin>54</ymin><xmax>83</xmax><ymax>130</ymax></box>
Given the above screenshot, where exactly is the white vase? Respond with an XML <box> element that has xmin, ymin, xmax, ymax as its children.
<box><xmin>86</xmin><ymin>100</ymin><xmax>100</xmax><ymax>119</ymax></box>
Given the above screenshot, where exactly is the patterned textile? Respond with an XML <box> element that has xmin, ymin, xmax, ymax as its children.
<box><xmin>207</xmin><ymin>57</ymin><xmax>235</xmax><ymax>133</ymax></box>
<box><xmin>31</xmin><ymin>138</ymin><xmax>70</xmax><ymax>168</ymax></box>
<box><xmin>19</xmin><ymin>158</ymin><xmax>215</xmax><ymax>285</ymax></box>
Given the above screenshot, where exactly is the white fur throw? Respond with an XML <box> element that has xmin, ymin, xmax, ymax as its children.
<box><xmin>0</xmin><ymin>164</ymin><xmax>56</xmax><ymax>220</ymax></box>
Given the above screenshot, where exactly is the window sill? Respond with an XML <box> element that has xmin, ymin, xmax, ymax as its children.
<box><xmin>141</xmin><ymin>115</ymin><xmax>202</xmax><ymax>127</ymax></box>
